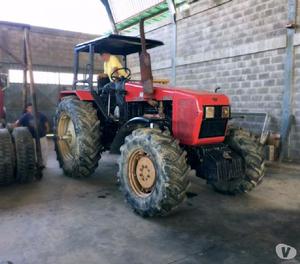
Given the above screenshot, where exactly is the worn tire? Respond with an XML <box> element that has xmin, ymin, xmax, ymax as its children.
<box><xmin>55</xmin><ymin>96</ymin><xmax>101</xmax><ymax>178</ymax></box>
<box><xmin>0</xmin><ymin>129</ymin><xmax>15</xmax><ymax>185</ymax></box>
<box><xmin>118</xmin><ymin>128</ymin><xmax>191</xmax><ymax>217</ymax></box>
<box><xmin>212</xmin><ymin>128</ymin><xmax>265</xmax><ymax>194</ymax></box>
<box><xmin>12</xmin><ymin>127</ymin><xmax>36</xmax><ymax>183</ymax></box>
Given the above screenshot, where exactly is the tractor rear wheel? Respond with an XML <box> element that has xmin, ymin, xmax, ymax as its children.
<box><xmin>55</xmin><ymin>96</ymin><xmax>101</xmax><ymax>178</ymax></box>
<box><xmin>211</xmin><ymin>128</ymin><xmax>265</xmax><ymax>194</ymax></box>
<box><xmin>0</xmin><ymin>128</ymin><xmax>15</xmax><ymax>185</ymax></box>
<box><xmin>118</xmin><ymin>128</ymin><xmax>190</xmax><ymax>217</ymax></box>
<box><xmin>12</xmin><ymin>127</ymin><xmax>37</xmax><ymax>183</ymax></box>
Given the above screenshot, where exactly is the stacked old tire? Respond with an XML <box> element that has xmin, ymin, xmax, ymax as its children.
<box><xmin>0</xmin><ymin>127</ymin><xmax>37</xmax><ymax>185</ymax></box>
<box><xmin>0</xmin><ymin>129</ymin><xmax>15</xmax><ymax>185</ymax></box>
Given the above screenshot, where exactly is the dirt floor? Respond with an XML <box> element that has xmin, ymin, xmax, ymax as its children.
<box><xmin>0</xmin><ymin>142</ymin><xmax>299</xmax><ymax>264</ymax></box>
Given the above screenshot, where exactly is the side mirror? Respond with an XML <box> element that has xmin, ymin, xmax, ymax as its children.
<box><xmin>0</xmin><ymin>73</ymin><xmax>8</xmax><ymax>91</ymax></box>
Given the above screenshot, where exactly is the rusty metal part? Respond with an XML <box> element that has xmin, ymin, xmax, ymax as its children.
<box><xmin>139</xmin><ymin>19</ymin><xmax>154</xmax><ymax>96</ymax></box>
<box><xmin>147</xmin><ymin>99</ymin><xmax>166</xmax><ymax>118</ymax></box>
<box><xmin>286</xmin><ymin>21</ymin><xmax>297</xmax><ymax>29</ymax></box>
<box><xmin>158</xmin><ymin>101</ymin><xmax>165</xmax><ymax>118</ymax></box>
<box><xmin>147</xmin><ymin>99</ymin><xmax>158</xmax><ymax>107</ymax></box>
<box><xmin>128</xmin><ymin>149</ymin><xmax>156</xmax><ymax>197</ymax></box>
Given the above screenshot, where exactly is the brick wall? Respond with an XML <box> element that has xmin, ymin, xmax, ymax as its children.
<box><xmin>126</xmin><ymin>0</ymin><xmax>300</xmax><ymax>161</ymax></box>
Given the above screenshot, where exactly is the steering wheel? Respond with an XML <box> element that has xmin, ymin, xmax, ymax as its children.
<box><xmin>110</xmin><ymin>67</ymin><xmax>131</xmax><ymax>82</ymax></box>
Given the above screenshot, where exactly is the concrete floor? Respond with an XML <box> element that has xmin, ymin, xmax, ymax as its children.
<box><xmin>0</xmin><ymin>143</ymin><xmax>299</xmax><ymax>264</ymax></box>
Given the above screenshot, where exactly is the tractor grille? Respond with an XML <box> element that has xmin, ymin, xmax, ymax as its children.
<box><xmin>199</xmin><ymin>119</ymin><xmax>228</xmax><ymax>138</ymax></box>
<box><xmin>199</xmin><ymin>106</ymin><xmax>228</xmax><ymax>138</ymax></box>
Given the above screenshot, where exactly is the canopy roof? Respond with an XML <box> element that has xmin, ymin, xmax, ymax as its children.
<box><xmin>75</xmin><ymin>34</ymin><xmax>164</xmax><ymax>55</ymax></box>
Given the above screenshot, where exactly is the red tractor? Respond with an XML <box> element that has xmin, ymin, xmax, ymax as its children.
<box><xmin>55</xmin><ymin>23</ymin><xmax>265</xmax><ymax>217</ymax></box>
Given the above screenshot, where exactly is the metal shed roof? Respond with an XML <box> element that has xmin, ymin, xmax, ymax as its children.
<box><xmin>105</xmin><ymin>0</ymin><xmax>186</xmax><ymax>31</ymax></box>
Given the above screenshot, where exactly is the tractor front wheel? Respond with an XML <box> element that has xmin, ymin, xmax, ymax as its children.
<box><xmin>118</xmin><ymin>128</ymin><xmax>190</xmax><ymax>217</ymax></box>
<box><xmin>55</xmin><ymin>96</ymin><xmax>101</xmax><ymax>178</ymax></box>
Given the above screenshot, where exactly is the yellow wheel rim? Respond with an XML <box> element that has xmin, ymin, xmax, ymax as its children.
<box><xmin>128</xmin><ymin>149</ymin><xmax>156</xmax><ymax>197</ymax></box>
<box><xmin>57</xmin><ymin>113</ymin><xmax>78</xmax><ymax>161</ymax></box>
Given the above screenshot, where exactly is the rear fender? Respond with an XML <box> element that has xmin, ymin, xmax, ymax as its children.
<box><xmin>60</xmin><ymin>90</ymin><xmax>94</xmax><ymax>101</ymax></box>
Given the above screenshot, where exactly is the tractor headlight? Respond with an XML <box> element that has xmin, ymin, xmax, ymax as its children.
<box><xmin>222</xmin><ymin>106</ymin><xmax>230</xmax><ymax>118</ymax></box>
<box><xmin>205</xmin><ymin>106</ymin><xmax>215</xmax><ymax>119</ymax></box>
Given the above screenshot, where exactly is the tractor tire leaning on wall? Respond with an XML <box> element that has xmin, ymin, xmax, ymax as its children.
<box><xmin>211</xmin><ymin>128</ymin><xmax>265</xmax><ymax>194</ymax></box>
<box><xmin>55</xmin><ymin>96</ymin><xmax>101</xmax><ymax>178</ymax></box>
<box><xmin>118</xmin><ymin>128</ymin><xmax>191</xmax><ymax>217</ymax></box>
<box><xmin>0</xmin><ymin>128</ymin><xmax>15</xmax><ymax>185</ymax></box>
<box><xmin>12</xmin><ymin>127</ymin><xmax>37</xmax><ymax>183</ymax></box>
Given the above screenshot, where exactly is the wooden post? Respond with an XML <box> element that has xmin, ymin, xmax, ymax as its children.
<box><xmin>22</xmin><ymin>30</ymin><xmax>28</xmax><ymax>110</ymax></box>
<box><xmin>24</xmin><ymin>27</ymin><xmax>43</xmax><ymax>175</ymax></box>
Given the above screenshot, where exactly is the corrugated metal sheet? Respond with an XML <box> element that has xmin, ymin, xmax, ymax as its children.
<box><xmin>108</xmin><ymin>0</ymin><xmax>164</xmax><ymax>23</ymax></box>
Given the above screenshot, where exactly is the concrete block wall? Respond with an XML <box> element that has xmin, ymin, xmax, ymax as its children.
<box><xmin>1</xmin><ymin>1</ymin><xmax>300</xmax><ymax>160</ymax></box>
<box><xmin>0</xmin><ymin>21</ymin><xmax>102</xmax><ymax>131</ymax></box>
<box><xmin>4</xmin><ymin>83</ymin><xmax>66</xmax><ymax>128</ymax></box>
<box><xmin>126</xmin><ymin>0</ymin><xmax>300</xmax><ymax>161</ymax></box>
<box><xmin>0</xmin><ymin>21</ymin><xmax>102</xmax><ymax>72</ymax></box>
<box><xmin>176</xmin><ymin>49</ymin><xmax>285</xmax><ymax>132</ymax></box>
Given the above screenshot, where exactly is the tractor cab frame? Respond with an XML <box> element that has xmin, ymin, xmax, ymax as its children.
<box><xmin>64</xmin><ymin>34</ymin><xmax>165</xmax><ymax>151</ymax></box>
<box><xmin>72</xmin><ymin>34</ymin><xmax>163</xmax><ymax>91</ymax></box>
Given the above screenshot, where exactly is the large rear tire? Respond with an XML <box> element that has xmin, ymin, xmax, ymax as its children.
<box><xmin>118</xmin><ymin>128</ymin><xmax>191</xmax><ymax>217</ymax></box>
<box><xmin>12</xmin><ymin>127</ymin><xmax>37</xmax><ymax>183</ymax></box>
<box><xmin>0</xmin><ymin>128</ymin><xmax>15</xmax><ymax>185</ymax></box>
<box><xmin>211</xmin><ymin>128</ymin><xmax>265</xmax><ymax>194</ymax></box>
<box><xmin>55</xmin><ymin>96</ymin><xmax>101</xmax><ymax>178</ymax></box>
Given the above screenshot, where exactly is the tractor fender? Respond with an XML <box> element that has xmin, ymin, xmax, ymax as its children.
<box><xmin>60</xmin><ymin>90</ymin><xmax>94</xmax><ymax>101</ymax></box>
<box><xmin>110</xmin><ymin>117</ymin><xmax>166</xmax><ymax>154</ymax></box>
<box><xmin>124</xmin><ymin>117</ymin><xmax>152</xmax><ymax>126</ymax></box>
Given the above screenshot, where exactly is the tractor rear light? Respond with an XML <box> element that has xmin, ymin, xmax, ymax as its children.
<box><xmin>205</xmin><ymin>106</ymin><xmax>215</xmax><ymax>119</ymax></box>
<box><xmin>222</xmin><ymin>106</ymin><xmax>230</xmax><ymax>118</ymax></box>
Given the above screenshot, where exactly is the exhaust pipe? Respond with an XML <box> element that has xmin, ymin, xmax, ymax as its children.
<box><xmin>139</xmin><ymin>19</ymin><xmax>154</xmax><ymax>97</ymax></box>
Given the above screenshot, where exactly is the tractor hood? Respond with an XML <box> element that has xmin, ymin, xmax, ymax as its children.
<box><xmin>125</xmin><ymin>82</ymin><xmax>230</xmax><ymax>106</ymax></box>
